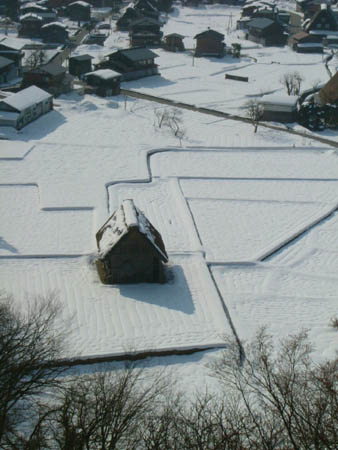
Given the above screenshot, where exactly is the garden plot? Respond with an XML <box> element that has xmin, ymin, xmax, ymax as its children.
<box><xmin>187</xmin><ymin>198</ymin><xmax>330</xmax><ymax>261</ymax></box>
<box><xmin>180</xmin><ymin>179</ymin><xmax>338</xmax><ymax>203</ymax></box>
<box><xmin>151</xmin><ymin>148</ymin><xmax>338</xmax><ymax>179</ymax></box>
<box><xmin>0</xmin><ymin>140</ymin><xmax>146</xmax><ymax>211</ymax></box>
<box><xmin>0</xmin><ymin>185</ymin><xmax>93</xmax><ymax>256</ymax></box>
<box><xmin>0</xmin><ymin>254</ymin><xmax>230</xmax><ymax>359</ymax></box>
<box><xmin>212</xmin><ymin>264</ymin><xmax>338</xmax><ymax>362</ymax></box>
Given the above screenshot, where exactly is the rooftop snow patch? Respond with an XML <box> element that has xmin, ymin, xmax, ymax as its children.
<box><xmin>85</xmin><ymin>69</ymin><xmax>121</xmax><ymax>79</ymax></box>
<box><xmin>260</xmin><ymin>94</ymin><xmax>299</xmax><ymax>106</ymax></box>
<box><xmin>69</xmin><ymin>1</ymin><xmax>91</xmax><ymax>7</ymax></box>
<box><xmin>42</xmin><ymin>22</ymin><xmax>67</xmax><ymax>29</ymax></box>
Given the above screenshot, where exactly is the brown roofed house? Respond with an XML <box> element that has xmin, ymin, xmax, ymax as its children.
<box><xmin>96</xmin><ymin>199</ymin><xmax>168</xmax><ymax>284</ymax></box>
<box><xmin>194</xmin><ymin>29</ymin><xmax>225</xmax><ymax>57</ymax></box>
<box><xmin>318</xmin><ymin>72</ymin><xmax>338</xmax><ymax>105</ymax></box>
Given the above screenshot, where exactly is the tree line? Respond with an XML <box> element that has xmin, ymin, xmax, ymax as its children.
<box><xmin>0</xmin><ymin>292</ymin><xmax>337</xmax><ymax>449</ymax></box>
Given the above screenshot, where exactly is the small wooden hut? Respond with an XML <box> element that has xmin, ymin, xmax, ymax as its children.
<box><xmin>164</xmin><ymin>33</ymin><xmax>185</xmax><ymax>52</ymax></box>
<box><xmin>69</xmin><ymin>54</ymin><xmax>93</xmax><ymax>78</ymax></box>
<box><xmin>96</xmin><ymin>199</ymin><xmax>168</xmax><ymax>284</ymax></box>
<box><xmin>194</xmin><ymin>29</ymin><xmax>225</xmax><ymax>57</ymax></box>
<box><xmin>83</xmin><ymin>69</ymin><xmax>121</xmax><ymax>96</ymax></box>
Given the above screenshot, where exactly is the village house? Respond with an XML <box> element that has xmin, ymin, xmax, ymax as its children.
<box><xmin>164</xmin><ymin>33</ymin><xmax>185</xmax><ymax>52</ymax></box>
<box><xmin>68</xmin><ymin>54</ymin><xmax>93</xmax><ymax>78</ymax></box>
<box><xmin>97</xmin><ymin>47</ymin><xmax>159</xmax><ymax>81</ymax></box>
<box><xmin>83</xmin><ymin>69</ymin><xmax>121</xmax><ymax>96</ymax></box>
<box><xmin>303</xmin><ymin>4</ymin><xmax>338</xmax><ymax>36</ymax></box>
<box><xmin>246</xmin><ymin>17</ymin><xmax>287</xmax><ymax>46</ymax></box>
<box><xmin>0</xmin><ymin>0</ymin><xmax>6</xmax><ymax>15</ymax></box>
<box><xmin>41</xmin><ymin>22</ymin><xmax>69</xmax><ymax>43</ymax></box>
<box><xmin>241</xmin><ymin>1</ymin><xmax>278</xmax><ymax>20</ymax></box>
<box><xmin>157</xmin><ymin>0</ymin><xmax>173</xmax><ymax>13</ymax></box>
<box><xmin>129</xmin><ymin>17</ymin><xmax>163</xmax><ymax>47</ymax></box>
<box><xmin>19</xmin><ymin>13</ymin><xmax>43</xmax><ymax>38</ymax></box>
<box><xmin>260</xmin><ymin>94</ymin><xmax>299</xmax><ymax>122</ymax></box>
<box><xmin>66</xmin><ymin>1</ymin><xmax>91</xmax><ymax>22</ymax></box>
<box><xmin>134</xmin><ymin>0</ymin><xmax>160</xmax><ymax>20</ymax></box>
<box><xmin>116</xmin><ymin>7</ymin><xmax>143</xmax><ymax>31</ymax></box>
<box><xmin>22</xmin><ymin>62</ymin><xmax>72</xmax><ymax>95</ymax></box>
<box><xmin>194</xmin><ymin>29</ymin><xmax>225</xmax><ymax>57</ymax></box>
<box><xmin>0</xmin><ymin>38</ymin><xmax>25</xmax><ymax>75</ymax></box>
<box><xmin>96</xmin><ymin>199</ymin><xmax>168</xmax><ymax>284</ymax></box>
<box><xmin>296</xmin><ymin>0</ymin><xmax>326</xmax><ymax>17</ymax></box>
<box><xmin>0</xmin><ymin>56</ymin><xmax>18</xmax><ymax>86</ymax></box>
<box><xmin>20</xmin><ymin>2</ymin><xmax>57</xmax><ymax>23</ymax></box>
<box><xmin>84</xmin><ymin>32</ymin><xmax>107</xmax><ymax>45</ymax></box>
<box><xmin>0</xmin><ymin>85</ymin><xmax>53</xmax><ymax>129</ymax></box>
<box><xmin>288</xmin><ymin>30</ymin><xmax>323</xmax><ymax>52</ymax></box>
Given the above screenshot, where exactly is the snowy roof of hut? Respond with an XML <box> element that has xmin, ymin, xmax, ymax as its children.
<box><xmin>194</xmin><ymin>29</ymin><xmax>224</xmax><ymax>40</ymax></box>
<box><xmin>85</xmin><ymin>69</ymin><xmax>121</xmax><ymax>79</ymax></box>
<box><xmin>96</xmin><ymin>199</ymin><xmax>168</xmax><ymax>262</ymax></box>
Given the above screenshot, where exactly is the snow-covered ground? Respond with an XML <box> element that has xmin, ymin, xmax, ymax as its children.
<box><xmin>1</xmin><ymin>4</ymin><xmax>338</xmax><ymax>390</ymax></box>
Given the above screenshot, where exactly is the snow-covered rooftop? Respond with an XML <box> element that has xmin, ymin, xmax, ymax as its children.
<box><xmin>260</xmin><ymin>94</ymin><xmax>299</xmax><ymax>106</ymax></box>
<box><xmin>97</xmin><ymin>199</ymin><xmax>168</xmax><ymax>262</ymax></box>
<box><xmin>0</xmin><ymin>86</ymin><xmax>52</xmax><ymax>112</ymax></box>
<box><xmin>85</xmin><ymin>69</ymin><xmax>121</xmax><ymax>80</ymax></box>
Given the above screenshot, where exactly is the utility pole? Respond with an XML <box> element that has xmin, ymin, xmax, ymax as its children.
<box><xmin>227</xmin><ymin>13</ymin><xmax>233</xmax><ymax>34</ymax></box>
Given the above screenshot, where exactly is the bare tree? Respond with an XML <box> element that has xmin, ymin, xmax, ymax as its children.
<box><xmin>245</xmin><ymin>100</ymin><xmax>264</xmax><ymax>133</ymax></box>
<box><xmin>154</xmin><ymin>108</ymin><xmax>170</xmax><ymax>129</ymax></box>
<box><xmin>154</xmin><ymin>108</ymin><xmax>186</xmax><ymax>145</ymax></box>
<box><xmin>280</xmin><ymin>71</ymin><xmax>304</xmax><ymax>96</ymax></box>
<box><xmin>26</xmin><ymin>50</ymin><xmax>47</xmax><ymax>70</ymax></box>
<box><xmin>211</xmin><ymin>327</ymin><xmax>338</xmax><ymax>450</ymax></box>
<box><xmin>0</xmin><ymin>292</ymin><xmax>67</xmax><ymax>448</ymax></box>
<box><xmin>28</xmin><ymin>364</ymin><xmax>171</xmax><ymax>450</ymax></box>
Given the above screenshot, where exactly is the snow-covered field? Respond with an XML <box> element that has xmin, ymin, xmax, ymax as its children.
<box><xmin>1</xmin><ymin>4</ymin><xmax>338</xmax><ymax>388</ymax></box>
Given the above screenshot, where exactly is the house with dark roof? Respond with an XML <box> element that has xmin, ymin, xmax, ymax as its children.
<box><xmin>288</xmin><ymin>30</ymin><xmax>323</xmax><ymax>52</ymax></box>
<box><xmin>97</xmin><ymin>47</ymin><xmax>159</xmax><ymax>81</ymax></box>
<box><xmin>83</xmin><ymin>69</ymin><xmax>121</xmax><ymax>96</ymax></box>
<box><xmin>134</xmin><ymin>0</ymin><xmax>160</xmax><ymax>20</ymax></box>
<box><xmin>0</xmin><ymin>56</ymin><xmax>18</xmax><ymax>86</ymax></box>
<box><xmin>296</xmin><ymin>0</ymin><xmax>325</xmax><ymax>17</ymax></box>
<box><xmin>164</xmin><ymin>33</ymin><xmax>185</xmax><ymax>52</ymax></box>
<box><xmin>260</xmin><ymin>94</ymin><xmax>299</xmax><ymax>122</ymax></box>
<box><xmin>0</xmin><ymin>85</ymin><xmax>53</xmax><ymax>129</ymax></box>
<box><xmin>304</xmin><ymin>4</ymin><xmax>338</xmax><ymax>35</ymax></box>
<box><xmin>84</xmin><ymin>32</ymin><xmax>107</xmax><ymax>46</ymax></box>
<box><xmin>116</xmin><ymin>7</ymin><xmax>143</xmax><ymax>31</ymax></box>
<box><xmin>66</xmin><ymin>1</ymin><xmax>91</xmax><ymax>22</ymax></box>
<box><xmin>20</xmin><ymin>3</ymin><xmax>57</xmax><ymax>23</ymax></box>
<box><xmin>19</xmin><ymin>13</ymin><xmax>43</xmax><ymax>38</ymax></box>
<box><xmin>68</xmin><ymin>54</ymin><xmax>93</xmax><ymax>78</ymax></box>
<box><xmin>0</xmin><ymin>38</ymin><xmax>25</xmax><ymax>74</ymax></box>
<box><xmin>22</xmin><ymin>62</ymin><xmax>72</xmax><ymax>95</ymax></box>
<box><xmin>96</xmin><ymin>199</ymin><xmax>168</xmax><ymax>284</ymax></box>
<box><xmin>246</xmin><ymin>17</ymin><xmax>287</xmax><ymax>46</ymax></box>
<box><xmin>129</xmin><ymin>17</ymin><xmax>163</xmax><ymax>47</ymax></box>
<box><xmin>41</xmin><ymin>22</ymin><xmax>69</xmax><ymax>43</ymax></box>
<box><xmin>194</xmin><ymin>29</ymin><xmax>225</xmax><ymax>57</ymax></box>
